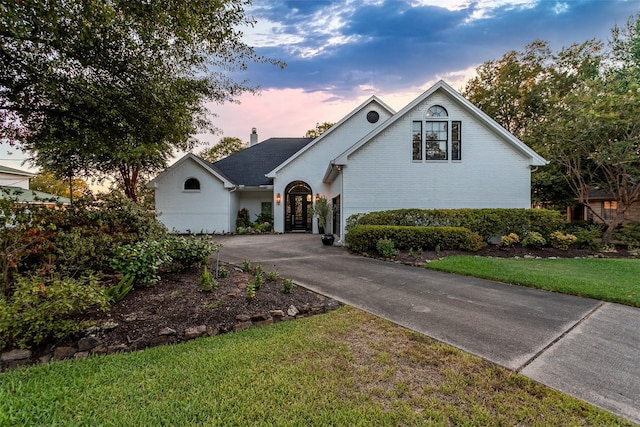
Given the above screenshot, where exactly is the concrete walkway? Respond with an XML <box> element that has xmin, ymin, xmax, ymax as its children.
<box><xmin>215</xmin><ymin>234</ymin><xmax>640</xmax><ymax>424</ymax></box>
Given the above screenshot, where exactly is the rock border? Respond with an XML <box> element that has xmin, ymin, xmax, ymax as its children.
<box><xmin>1</xmin><ymin>300</ymin><xmax>342</xmax><ymax>372</ymax></box>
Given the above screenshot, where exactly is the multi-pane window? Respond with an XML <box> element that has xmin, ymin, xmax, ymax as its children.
<box><xmin>412</xmin><ymin>121</ymin><xmax>422</xmax><ymax>160</ymax></box>
<box><xmin>451</xmin><ymin>121</ymin><xmax>461</xmax><ymax>161</ymax></box>
<box><xmin>412</xmin><ymin>105</ymin><xmax>462</xmax><ymax>162</ymax></box>
<box><xmin>603</xmin><ymin>201</ymin><xmax>617</xmax><ymax>220</ymax></box>
<box><xmin>184</xmin><ymin>178</ymin><xmax>200</xmax><ymax>190</ymax></box>
<box><xmin>425</xmin><ymin>122</ymin><xmax>448</xmax><ymax>160</ymax></box>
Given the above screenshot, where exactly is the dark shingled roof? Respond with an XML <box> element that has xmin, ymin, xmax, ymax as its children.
<box><xmin>210</xmin><ymin>137</ymin><xmax>313</xmax><ymax>186</ymax></box>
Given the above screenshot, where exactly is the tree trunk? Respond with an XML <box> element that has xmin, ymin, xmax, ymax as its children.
<box><xmin>119</xmin><ymin>165</ymin><xmax>139</xmax><ymax>203</ymax></box>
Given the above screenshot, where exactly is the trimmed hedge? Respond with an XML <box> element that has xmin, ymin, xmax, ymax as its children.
<box><xmin>345</xmin><ymin>225</ymin><xmax>485</xmax><ymax>253</ymax></box>
<box><xmin>346</xmin><ymin>208</ymin><xmax>566</xmax><ymax>240</ymax></box>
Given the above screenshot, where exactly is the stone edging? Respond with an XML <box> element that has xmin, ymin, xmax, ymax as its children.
<box><xmin>1</xmin><ymin>300</ymin><xmax>342</xmax><ymax>372</ymax></box>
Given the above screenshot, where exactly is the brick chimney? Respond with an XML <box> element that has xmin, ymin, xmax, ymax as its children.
<box><xmin>250</xmin><ymin>128</ymin><xmax>258</xmax><ymax>146</ymax></box>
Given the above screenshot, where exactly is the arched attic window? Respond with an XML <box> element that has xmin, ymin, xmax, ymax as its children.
<box><xmin>184</xmin><ymin>178</ymin><xmax>201</xmax><ymax>190</ymax></box>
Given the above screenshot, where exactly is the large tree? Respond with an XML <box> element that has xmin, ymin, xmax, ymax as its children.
<box><xmin>1</xmin><ymin>0</ymin><xmax>282</xmax><ymax>201</ymax></box>
<box><xmin>199</xmin><ymin>137</ymin><xmax>246</xmax><ymax>162</ymax></box>
<box><xmin>464</xmin><ymin>17</ymin><xmax>640</xmax><ymax>241</ymax></box>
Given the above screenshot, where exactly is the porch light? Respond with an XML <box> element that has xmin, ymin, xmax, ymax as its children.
<box><xmin>306</xmin><ymin>194</ymin><xmax>312</xmax><ymax>202</ymax></box>
<box><xmin>276</xmin><ymin>193</ymin><xmax>281</xmax><ymax>205</ymax></box>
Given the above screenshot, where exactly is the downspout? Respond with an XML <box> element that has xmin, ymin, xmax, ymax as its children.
<box><xmin>338</xmin><ymin>165</ymin><xmax>345</xmax><ymax>245</ymax></box>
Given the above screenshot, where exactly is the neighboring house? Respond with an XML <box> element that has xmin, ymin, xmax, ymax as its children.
<box><xmin>0</xmin><ymin>165</ymin><xmax>70</xmax><ymax>206</ymax></box>
<box><xmin>0</xmin><ymin>165</ymin><xmax>35</xmax><ymax>189</ymax></box>
<box><xmin>149</xmin><ymin>80</ymin><xmax>547</xmax><ymax>240</ymax></box>
<box><xmin>569</xmin><ymin>190</ymin><xmax>640</xmax><ymax>223</ymax></box>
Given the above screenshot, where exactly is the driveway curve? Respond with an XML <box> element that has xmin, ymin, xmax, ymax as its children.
<box><xmin>215</xmin><ymin>234</ymin><xmax>640</xmax><ymax>423</ymax></box>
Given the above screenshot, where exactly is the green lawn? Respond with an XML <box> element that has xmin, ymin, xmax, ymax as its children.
<box><xmin>426</xmin><ymin>257</ymin><xmax>640</xmax><ymax>306</ymax></box>
<box><xmin>0</xmin><ymin>307</ymin><xmax>632</xmax><ymax>426</ymax></box>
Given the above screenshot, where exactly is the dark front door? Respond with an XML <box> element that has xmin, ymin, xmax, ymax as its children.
<box><xmin>289</xmin><ymin>193</ymin><xmax>310</xmax><ymax>231</ymax></box>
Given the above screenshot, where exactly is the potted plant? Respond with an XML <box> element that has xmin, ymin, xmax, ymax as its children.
<box><xmin>310</xmin><ymin>196</ymin><xmax>334</xmax><ymax>245</ymax></box>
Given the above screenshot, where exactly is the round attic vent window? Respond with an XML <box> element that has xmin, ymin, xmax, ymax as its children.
<box><xmin>366</xmin><ymin>110</ymin><xmax>380</xmax><ymax>123</ymax></box>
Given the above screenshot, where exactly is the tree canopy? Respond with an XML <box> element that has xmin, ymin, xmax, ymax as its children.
<box><xmin>30</xmin><ymin>172</ymin><xmax>90</xmax><ymax>200</ymax></box>
<box><xmin>199</xmin><ymin>137</ymin><xmax>246</xmax><ymax>163</ymax></box>
<box><xmin>463</xmin><ymin>15</ymin><xmax>640</xmax><ymax>240</ymax></box>
<box><xmin>305</xmin><ymin>122</ymin><xmax>335</xmax><ymax>138</ymax></box>
<box><xmin>1</xmin><ymin>0</ymin><xmax>283</xmax><ymax>201</ymax></box>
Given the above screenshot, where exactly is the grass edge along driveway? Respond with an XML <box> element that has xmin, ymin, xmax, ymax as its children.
<box><xmin>0</xmin><ymin>306</ymin><xmax>633</xmax><ymax>426</ymax></box>
<box><xmin>425</xmin><ymin>257</ymin><xmax>640</xmax><ymax>307</ymax></box>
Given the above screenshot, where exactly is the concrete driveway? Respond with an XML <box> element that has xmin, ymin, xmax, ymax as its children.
<box><xmin>215</xmin><ymin>234</ymin><xmax>640</xmax><ymax>424</ymax></box>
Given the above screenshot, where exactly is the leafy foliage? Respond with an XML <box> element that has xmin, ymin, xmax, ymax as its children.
<box><xmin>347</xmin><ymin>208</ymin><xmax>565</xmax><ymax>241</ymax></box>
<box><xmin>376</xmin><ymin>238</ymin><xmax>399</xmax><ymax>258</ymax></box>
<box><xmin>549</xmin><ymin>232</ymin><xmax>578</xmax><ymax>251</ymax></box>
<box><xmin>199</xmin><ymin>137</ymin><xmax>246</xmax><ymax>162</ymax></box>
<box><xmin>310</xmin><ymin>196</ymin><xmax>333</xmax><ymax>230</ymax></box>
<box><xmin>304</xmin><ymin>122</ymin><xmax>334</xmax><ymax>138</ymax></box>
<box><xmin>0</xmin><ymin>274</ymin><xmax>109</xmax><ymax>350</ymax></box>
<box><xmin>2</xmin><ymin>0</ymin><xmax>283</xmax><ymax>200</ymax></box>
<box><xmin>499</xmin><ymin>233</ymin><xmax>520</xmax><ymax>248</ymax></box>
<box><xmin>164</xmin><ymin>236</ymin><xmax>219</xmax><ymax>273</ymax></box>
<box><xmin>346</xmin><ymin>225</ymin><xmax>485</xmax><ymax>253</ymax></box>
<box><xmin>105</xmin><ymin>274</ymin><xmax>135</xmax><ymax>303</ymax></box>
<box><xmin>110</xmin><ymin>241</ymin><xmax>169</xmax><ymax>288</ymax></box>
<box><xmin>282</xmin><ymin>278</ymin><xmax>293</xmax><ymax>294</ymax></box>
<box><xmin>199</xmin><ymin>266</ymin><xmax>217</xmax><ymax>292</ymax></box>
<box><xmin>521</xmin><ymin>232</ymin><xmax>547</xmax><ymax>248</ymax></box>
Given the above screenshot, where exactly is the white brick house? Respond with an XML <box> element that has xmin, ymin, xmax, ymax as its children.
<box><xmin>149</xmin><ymin>81</ymin><xmax>547</xmax><ymax>239</ymax></box>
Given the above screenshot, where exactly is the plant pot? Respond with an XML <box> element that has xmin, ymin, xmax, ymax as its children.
<box><xmin>321</xmin><ymin>234</ymin><xmax>335</xmax><ymax>246</ymax></box>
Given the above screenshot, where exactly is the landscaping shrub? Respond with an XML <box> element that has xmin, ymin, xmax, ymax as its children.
<box><xmin>0</xmin><ymin>274</ymin><xmax>109</xmax><ymax>350</ymax></box>
<box><xmin>346</xmin><ymin>225</ymin><xmax>485</xmax><ymax>253</ymax></box>
<box><xmin>549</xmin><ymin>231</ymin><xmax>578</xmax><ymax>251</ymax></box>
<box><xmin>164</xmin><ymin>235</ymin><xmax>219</xmax><ymax>272</ymax></box>
<box><xmin>1</xmin><ymin>192</ymin><xmax>168</xmax><ymax>295</ymax></box>
<box><xmin>570</xmin><ymin>224</ymin><xmax>603</xmax><ymax>250</ymax></box>
<box><xmin>521</xmin><ymin>232</ymin><xmax>547</xmax><ymax>248</ymax></box>
<box><xmin>346</xmin><ymin>208</ymin><xmax>566</xmax><ymax>241</ymax></box>
<box><xmin>110</xmin><ymin>241</ymin><xmax>169</xmax><ymax>288</ymax></box>
<box><xmin>236</xmin><ymin>208</ymin><xmax>251</xmax><ymax>228</ymax></box>
<box><xmin>376</xmin><ymin>238</ymin><xmax>399</xmax><ymax>257</ymax></box>
<box><xmin>616</xmin><ymin>222</ymin><xmax>640</xmax><ymax>248</ymax></box>
<box><xmin>499</xmin><ymin>233</ymin><xmax>520</xmax><ymax>248</ymax></box>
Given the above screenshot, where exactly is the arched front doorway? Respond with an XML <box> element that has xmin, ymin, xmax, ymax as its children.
<box><xmin>284</xmin><ymin>181</ymin><xmax>312</xmax><ymax>232</ymax></box>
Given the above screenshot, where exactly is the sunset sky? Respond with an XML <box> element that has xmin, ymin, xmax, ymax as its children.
<box><xmin>2</xmin><ymin>0</ymin><xmax>638</xmax><ymax>171</ymax></box>
<box><xmin>203</xmin><ymin>0</ymin><xmax>639</xmax><ymax>148</ymax></box>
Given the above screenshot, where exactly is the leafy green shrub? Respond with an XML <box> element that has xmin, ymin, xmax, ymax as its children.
<box><xmin>282</xmin><ymin>278</ymin><xmax>293</xmax><ymax>294</ymax></box>
<box><xmin>246</xmin><ymin>281</ymin><xmax>256</xmax><ymax>299</ymax></box>
<box><xmin>346</xmin><ymin>225</ymin><xmax>483</xmax><ymax>253</ymax></box>
<box><xmin>250</xmin><ymin>273</ymin><xmax>263</xmax><ymax>290</ymax></box>
<box><xmin>1</xmin><ymin>192</ymin><xmax>168</xmax><ymax>294</ymax></box>
<box><xmin>217</xmin><ymin>266</ymin><xmax>230</xmax><ymax>279</ymax></box>
<box><xmin>200</xmin><ymin>266</ymin><xmax>216</xmax><ymax>291</ymax></box>
<box><xmin>266</xmin><ymin>270</ymin><xmax>278</xmax><ymax>281</ymax></box>
<box><xmin>105</xmin><ymin>274</ymin><xmax>134</xmax><ymax>303</ymax></box>
<box><xmin>499</xmin><ymin>233</ymin><xmax>520</xmax><ymax>248</ymax></box>
<box><xmin>110</xmin><ymin>241</ymin><xmax>168</xmax><ymax>288</ymax></box>
<box><xmin>549</xmin><ymin>231</ymin><xmax>578</xmax><ymax>251</ymax></box>
<box><xmin>616</xmin><ymin>222</ymin><xmax>640</xmax><ymax>248</ymax></box>
<box><xmin>570</xmin><ymin>225</ymin><xmax>603</xmax><ymax>250</ymax></box>
<box><xmin>242</xmin><ymin>260</ymin><xmax>251</xmax><ymax>272</ymax></box>
<box><xmin>236</xmin><ymin>208</ymin><xmax>251</xmax><ymax>228</ymax></box>
<box><xmin>164</xmin><ymin>235</ymin><xmax>219</xmax><ymax>272</ymax></box>
<box><xmin>0</xmin><ymin>274</ymin><xmax>109</xmax><ymax>350</ymax></box>
<box><xmin>521</xmin><ymin>232</ymin><xmax>547</xmax><ymax>248</ymax></box>
<box><xmin>376</xmin><ymin>238</ymin><xmax>398</xmax><ymax>257</ymax></box>
<box><xmin>347</xmin><ymin>208</ymin><xmax>566</xmax><ymax>240</ymax></box>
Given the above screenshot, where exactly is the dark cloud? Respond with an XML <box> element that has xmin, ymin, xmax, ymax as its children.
<box><xmin>240</xmin><ymin>0</ymin><xmax>639</xmax><ymax>95</ymax></box>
